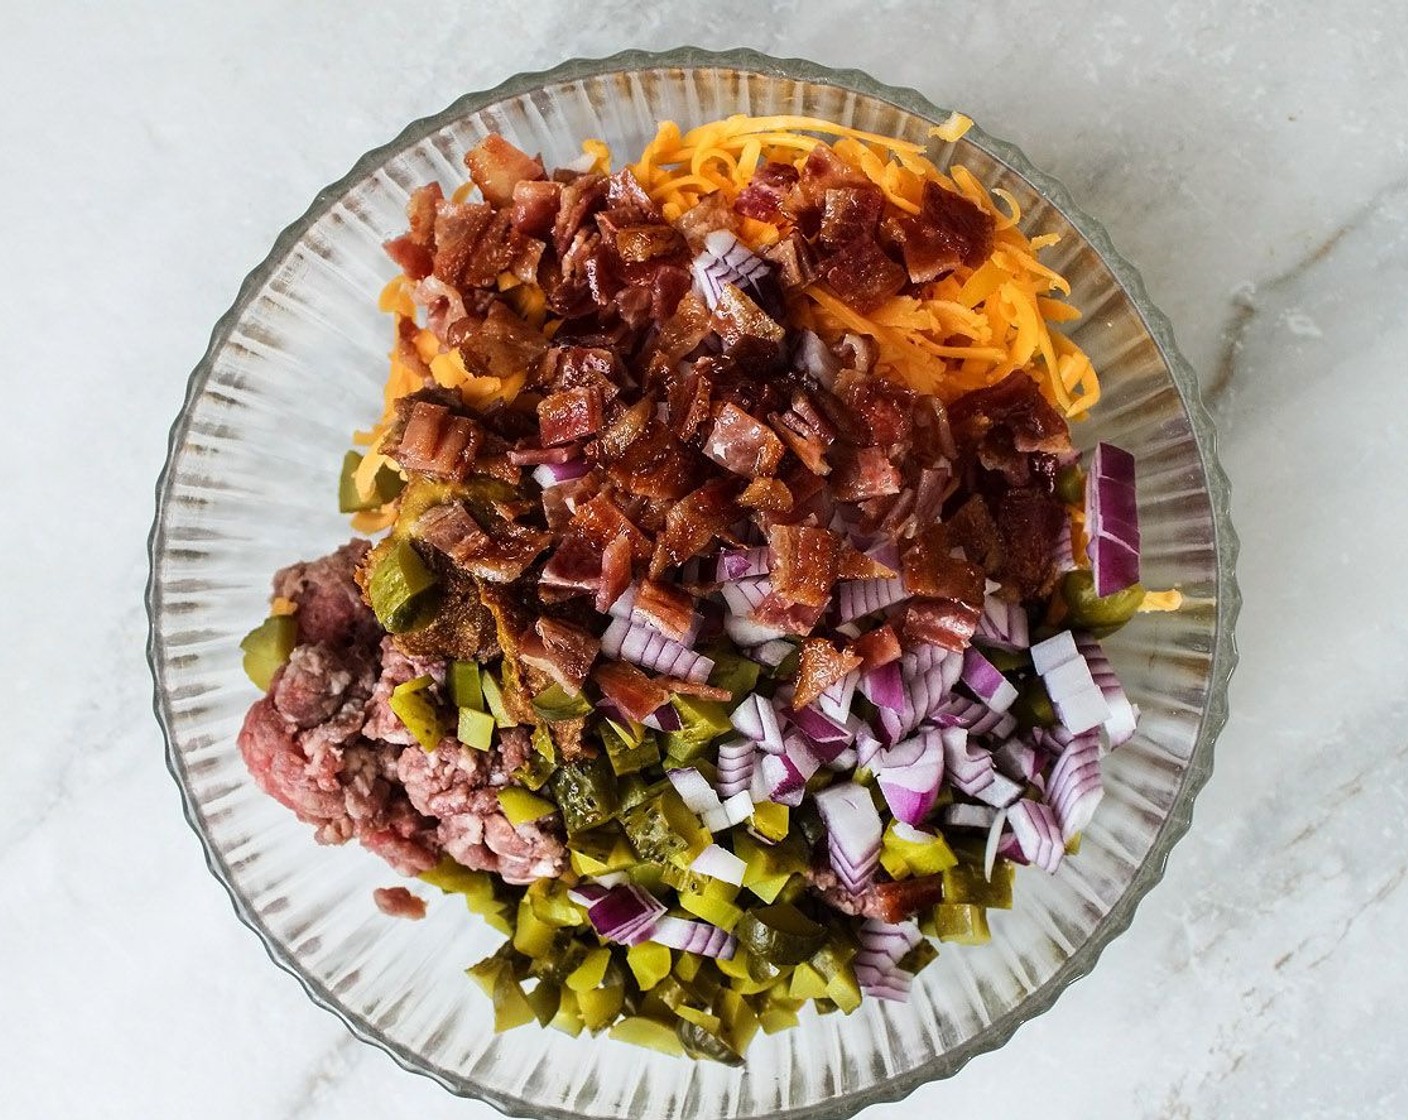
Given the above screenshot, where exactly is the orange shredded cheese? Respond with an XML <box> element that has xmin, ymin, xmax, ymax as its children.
<box><xmin>1138</xmin><ymin>589</ymin><xmax>1185</xmax><ymax>613</ymax></box>
<box><xmin>270</xmin><ymin>596</ymin><xmax>298</xmax><ymax>616</ymax></box>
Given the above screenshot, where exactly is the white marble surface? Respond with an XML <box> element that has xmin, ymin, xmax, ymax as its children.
<box><xmin>4</xmin><ymin>2</ymin><xmax>1407</xmax><ymax>1116</ymax></box>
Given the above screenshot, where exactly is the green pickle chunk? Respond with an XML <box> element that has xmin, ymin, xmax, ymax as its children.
<box><xmin>239</xmin><ymin>615</ymin><xmax>297</xmax><ymax>691</ymax></box>
<box><xmin>368</xmin><ymin>538</ymin><xmax>438</xmax><ymax>633</ymax></box>
<box><xmin>1061</xmin><ymin>568</ymin><xmax>1146</xmax><ymax>635</ymax></box>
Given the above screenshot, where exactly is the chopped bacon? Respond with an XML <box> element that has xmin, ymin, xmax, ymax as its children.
<box><xmin>613</xmin><ymin>224</ymin><xmax>686</xmax><ymax>263</ymax></box>
<box><xmin>651</xmin><ymin>292</ymin><xmax>712</xmax><ymax>366</ymax></box>
<box><xmin>704</xmin><ymin>403</ymin><xmax>785</xmax><ymax>478</ymax></box>
<box><xmin>711</xmin><ymin>285</ymin><xmax>786</xmax><ymax>368</ymax></box>
<box><xmin>785</xmin><ymin>144</ymin><xmax>871</xmax><ymax>227</ymax></box>
<box><xmin>672</xmin><ymin>191</ymin><xmax>737</xmax><ymax>252</ymax></box>
<box><xmin>606</xmin><ymin>420</ymin><xmax>702</xmax><ymax>500</ymax></box>
<box><xmin>896</xmin><ymin>180</ymin><xmax>995</xmax><ymax>283</ymax></box>
<box><xmin>383</xmin><ymin>235</ymin><xmax>433</xmax><ymax>281</ymax></box>
<box><xmin>542</xmin><ymin>345</ymin><xmax>622</xmax><ymax>399</ymax></box>
<box><xmin>510</xmin><ymin>179</ymin><xmax>561</xmax><ymax>238</ymax></box>
<box><xmin>457</xmin><ymin>302</ymin><xmax>550</xmax><ymax>382</ymax></box>
<box><xmin>869</xmin><ymin>874</ymin><xmax>945</xmax><ymax>921</ymax></box>
<box><xmin>389</xmin><ymin>397</ymin><xmax>481</xmax><ymax>481</ymax></box>
<box><xmin>648</xmin><ymin>263</ymin><xmax>693</xmax><ymax>321</ymax></box>
<box><xmin>431</xmin><ymin>200</ymin><xmax>495</xmax><ymax>286</ymax></box>
<box><xmin>465</xmin><ymin>135</ymin><xmax>545</xmax><ymax>208</ymax></box>
<box><xmin>734</xmin><ymin>161</ymin><xmax>800</xmax><ymax>221</ymax></box>
<box><xmin>947</xmin><ymin>494</ymin><xmax>1004</xmax><ymax>572</ymax></box>
<box><xmin>768</xmin><ymin>524</ymin><xmax>841</xmax><ymax>608</ymax></box>
<box><xmin>529</xmin><ymin>617</ymin><xmax>600</xmax><ymax>692</ymax></box>
<box><xmin>820</xmin><ymin>237</ymin><xmax>907</xmax><ymax>314</ymax></box>
<box><xmin>738</xmin><ymin>477</ymin><xmax>793</xmax><ymax>512</ymax></box>
<box><xmin>594</xmin><ymin>660</ymin><xmax>669</xmax><ymax>722</ymax></box>
<box><xmin>848</xmin><ymin>624</ymin><xmax>902</xmax><ymax>672</ymax></box>
<box><xmin>605</xmin><ymin>169</ymin><xmax>662</xmax><ymax>224</ymax></box>
<box><xmin>752</xmin><ymin>592</ymin><xmax>826</xmax><ymax>636</ymax></box>
<box><xmin>901</xmin><ymin>525</ymin><xmax>986</xmax><ymax>603</ymax></box>
<box><xmin>834</xmin><ymin>370</ymin><xmax>915</xmax><ymax>455</ymax></box>
<box><xmin>770</xmin><ymin>395</ymin><xmax>834</xmax><ymax>477</ymax></box>
<box><xmin>793</xmin><ymin>638</ymin><xmax>862</xmax><ymax>710</ymax></box>
<box><xmin>831</xmin><ymin>446</ymin><xmax>901</xmax><ymax>501</ymax></box>
<box><xmin>592</xmin><ymin>396</ymin><xmax>654</xmax><ymax>460</ymax></box>
<box><xmin>416</xmin><ymin>503</ymin><xmax>550</xmax><ymax>584</ymax></box>
<box><xmin>761</xmin><ymin>231</ymin><xmax>818</xmax><ymax>290</ymax></box>
<box><xmin>632</xmin><ymin>579</ymin><xmax>696</xmax><ymax>641</ymax></box>
<box><xmin>666</xmin><ymin>362</ymin><xmax>714</xmax><ymax>441</ymax></box>
<box><xmin>655</xmin><ymin>677</ymin><xmax>731</xmax><ymax>701</ymax></box>
<box><xmin>837</xmin><ymin>542</ymin><xmax>896</xmax><ymax>580</ymax></box>
<box><xmin>596</xmin><ymin>533</ymin><xmax>633</xmax><ymax>613</ymax></box>
<box><xmin>819</xmin><ymin>185</ymin><xmax>885</xmax><ymax>250</ymax></box>
<box><xmin>538</xmin><ymin>386</ymin><xmax>605</xmax><ymax>446</ymax></box>
<box><xmin>947</xmin><ymin>370</ymin><xmax>1072</xmax><ymax>455</ymax></box>
<box><xmin>995</xmin><ymin>488</ymin><xmax>1065</xmax><ymax>599</ymax></box>
<box><xmin>899</xmin><ymin>597</ymin><xmax>982</xmax><ymax>652</ymax></box>
<box><xmin>407</xmin><ymin>182</ymin><xmax>443</xmax><ymax>249</ymax></box>
<box><xmin>373</xmin><ymin>886</ymin><xmax>427</xmax><ymax>920</ymax></box>
<box><xmin>651</xmin><ymin>477</ymin><xmax>742</xmax><ymax>575</ymax></box>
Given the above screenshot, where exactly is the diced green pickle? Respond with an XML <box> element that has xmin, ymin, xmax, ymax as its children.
<box><xmin>1061</xmin><ymin>569</ymin><xmax>1146</xmax><ymax>635</ymax></box>
<box><xmin>239</xmin><ymin>615</ymin><xmax>297</xmax><ymax>691</ymax></box>
<box><xmin>549</xmin><ymin>757</ymin><xmax>620</xmax><ymax>835</ymax></box>
<box><xmin>389</xmin><ymin>675</ymin><xmax>445</xmax><ymax>751</ymax></box>
<box><xmin>734</xmin><ymin>904</ymin><xmax>826</xmax><ymax>966</ymax></box>
<box><xmin>932</xmin><ymin>902</ymin><xmax>991</xmax><ymax>944</ymax></box>
<box><xmin>448</xmin><ymin>660</ymin><xmax>484</xmax><ymax>710</ymax></box>
<box><xmin>368</xmin><ymin>538</ymin><xmax>438</xmax><ymax>633</ymax></box>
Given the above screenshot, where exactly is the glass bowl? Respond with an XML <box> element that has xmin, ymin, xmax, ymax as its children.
<box><xmin>147</xmin><ymin>47</ymin><xmax>1238</xmax><ymax>1120</ymax></box>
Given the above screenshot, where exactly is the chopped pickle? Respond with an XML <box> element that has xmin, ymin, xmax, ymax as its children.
<box><xmin>568</xmin><ymin>827</ymin><xmax>636</xmax><ymax>876</ymax></box>
<box><xmin>879</xmin><ymin>821</ymin><xmax>958</xmax><ymax>880</ymax></box>
<box><xmin>1012</xmin><ymin>675</ymin><xmax>1056</xmax><ymax>729</ymax></box>
<box><xmin>513</xmin><ymin>897</ymin><xmax>558</xmax><ymax>957</ymax></box>
<box><xmin>748</xmin><ymin>801</ymin><xmax>790</xmax><ymax>844</ymax></box>
<box><xmin>577</xmin><ymin>983</ymin><xmax>626</xmax><ymax>1032</ymax></box>
<box><xmin>677</xmin><ymin>1019</ymin><xmax>745</xmax><ymax>1065</ymax></box>
<box><xmin>932</xmin><ymin>902</ymin><xmax>991</xmax><ymax>944</ymax></box>
<box><xmin>1054</xmin><ymin>463</ymin><xmax>1085</xmax><ymax>505</ymax></box>
<box><xmin>679</xmin><ymin>891</ymin><xmax>745</xmax><ymax>932</ymax></box>
<box><xmin>981</xmin><ymin>645</ymin><xmax>1030</xmax><ymax>672</ymax></box>
<box><xmin>1062</xmin><ymin>568</ymin><xmax>1146</xmax><ymax>635</ymax></box>
<box><xmin>511</xmin><ymin>745</ymin><xmax>556</xmax><ymax>791</ymax></box>
<box><xmin>527</xmin><ymin>879</ymin><xmax>584</xmax><ymax>928</ymax></box>
<box><xmin>448</xmin><ymin>660</ymin><xmax>484</xmax><ymax>710</ymax></box>
<box><xmin>368</xmin><ymin>537</ymin><xmax>438</xmax><ymax>633</ymax></box>
<box><xmin>898</xmin><ymin>940</ymin><xmax>938</xmax><ymax>975</ymax></box>
<box><xmin>746</xmin><ymin>872</ymin><xmax>793</xmax><ymax>904</ymax></box>
<box><xmin>524</xmin><ymin>980</ymin><xmax>560</xmax><ymax>1027</ymax></box>
<box><xmin>550</xmin><ymin>757</ymin><xmax>620</xmax><ymax>835</ymax></box>
<box><xmin>808</xmin><ymin>935</ymin><xmax>859</xmax><ymax>982</ymax></box>
<box><xmin>610</xmin><ymin>1016</ymin><xmax>685</xmax><ymax>1055</ymax></box>
<box><xmin>674</xmin><ymin>1004</ymin><xmax>723</xmax><ymax>1033</ymax></box>
<box><xmin>492</xmin><ymin>967</ymin><xmax>537</xmax><ymax>1032</ymax></box>
<box><xmin>787</xmin><ymin>962</ymin><xmax>829</xmax><ymax>1001</ymax></box>
<box><xmin>239</xmin><ymin>615</ymin><xmax>297</xmax><ymax>691</ymax></box>
<box><xmin>674</xmin><ymin>952</ymin><xmax>704</xmax><ymax>984</ymax></box>
<box><xmin>498</xmin><ymin>787</ymin><xmax>556</xmax><ymax>826</ymax></box>
<box><xmin>337</xmin><ymin>449</ymin><xmax>405</xmax><ymax>512</ymax></box>
<box><xmin>826</xmin><ymin>964</ymin><xmax>863</xmax><ymax>1012</ymax></box>
<box><xmin>601</xmin><ymin>719</ymin><xmax>661</xmax><ymax>776</ymax></box>
<box><xmin>566</xmin><ymin>947</ymin><xmax>613</xmax><ymax>992</ymax></box>
<box><xmin>714</xmin><ymin>989</ymin><xmax>759</xmax><ymax>1055</ymax></box>
<box><xmin>532</xmin><ymin>682</ymin><xmax>592</xmax><ymax>721</ymax></box>
<box><xmin>707</xmin><ymin>649</ymin><xmax>763</xmax><ymax>703</ymax></box>
<box><xmin>759</xmin><ymin>1005</ymin><xmax>800</xmax><ymax>1034</ymax></box>
<box><xmin>466</xmin><ymin>955</ymin><xmax>505</xmax><ymax>999</ymax></box>
<box><xmin>457</xmin><ymin>706</ymin><xmax>496</xmax><ymax>751</ymax></box>
<box><xmin>615</xmin><ymin>773</ymin><xmax>656</xmax><ymax>812</ymax></box>
<box><xmin>942</xmin><ymin>859</ymin><xmax>1015</xmax><ymax>909</ymax></box>
<box><xmin>627</xmin><ymin>941</ymin><xmax>673</xmax><ymax>991</ymax></box>
<box><xmin>735</xmin><ymin>831</ymin><xmax>808</xmax><ymax>894</ymax></box>
<box><xmin>662</xmin><ymin>695</ymin><xmax>733</xmax><ymax>762</ymax></box>
<box><xmin>480</xmin><ymin>671</ymin><xmax>516</xmax><ymax>728</ymax></box>
<box><xmin>550</xmin><ymin>987</ymin><xmax>585</xmax><ymax>1036</ymax></box>
<box><xmin>389</xmin><ymin>675</ymin><xmax>445</xmax><ymax>751</ymax></box>
<box><xmin>734</xmin><ymin>903</ymin><xmax>826</xmax><ymax>966</ymax></box>
<box><xmin>660</xmin><ymin>861</ymin><xmax>711</xmax><ymax>895</ymax></box>
<box><xmin>1066</xmin><ymin>832</ymin><xmax>1082</xmax><ymax>855</ymax></box>
<box><xmin>620</xmin><ymin>788</ymin><xmax>711</xmax><ymax>867</ymax></box>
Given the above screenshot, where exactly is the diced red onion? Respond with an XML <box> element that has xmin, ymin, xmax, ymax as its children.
<box><xmin>643</xmin><ymin>701</ymin><xmax>682</xmax><ymax>732</ymax></box>
<box><xmin>668</xmin><ymin>767</ymin><xmax>724</xmax><ymax>817</ymax></box>
<box><xmin>983</xmin><ymin>806</ymin><xmax>1008</xmax><ymax>881</ymax></box>
<box><xmin>860</xmin><ymin>660</ymin><xmax>905</xmax><ymax>713</ymax></box>
<box><xmin>942</xmin><ymin>727</ymin><xmax>998</xmax><ymax>798</ymax></box>
<box><xmin>567</xmin><ymin>883</ymin><xmax>609</xmax><ymax>907</ymax></box>
<box><xmin>931</xmin><ymin>695</ymin><xmax>1017</xmax><ymax>739</ymax></box>
<box><xmin>729</xmin><ymin>693</ymin><xmax>785</xmax><ymax>754</ymax></box>
<box><xmin>877</xmin><ymin>730</ymin><xmax>944</xmax><ymax>826</ymax></box>
<box><xmin>715</xmin><ymin>738</ymin><xmax>759</xmax><ymax>798</ymax></box>
<box><xmin>1054</xmin><ymin>687</ymin><xmax>1112</xmax><ymax>736</ymax></box>
<box><xmin>721</xmin><ymin>790</ymin><xmax>754</xmax><ymax>826</ymax></box>
<box><xmin>794</xmin><ymin>329</ymin><xmax>841</xmax><ymax>389</ymax></box>
<box><xmin>854</xmin><ymin>724</ymin><xmax>884</xmax><ymax>770</ymax></box>
<box><xmin>759</xmin><ymin>742</ymin><xmax>817</xmax><ymax>807</ymax></box>
<box><xmin>992</xmin><ymin>738</ymin><xmax>1041</xmax><ymax>783</ymax></box>
<box><xmin>855</xmin><ymin>918</ymin><xmax>922</xmax><ymax>1001</ymax></box>
<box><xmin>828</xmin><ymin>746</ymin><xmax>858</xmax><ymax>771</ymax></box>
<box><xmin>1031</xmin><ymin>630</ymin><xmax>1079</xmax><ymax>675</ymax></box>
<box><xmin>1052</xmin><ymin>517</ymin><xmax>1077</xmax><ymax>575</ymax></box>
<box><xmin>749</xmin><ymin>638</ymin><xmax>794</xmax><ymax>668</ymax></box>
<box><xmin>720</xmin><ymin>575</ymin><xmax>772</xmax><ymax>618</ymax></box>
<box><xmin>1085</xmin><ymin>442</ymin><xmax>1141</xmax><ymax>596</ymax></box>
<box><xmin>1007</xmin><ymin>799</ymin><xmax>1064</xmax><ymax>872</ymax></box>
<box><xmin>689</xmin><ymin>843</ymin><xmax>747</xmax><ymax>886</ymax></box>
<box><xmin>530</xmin><ymin>459</ymin><xmax>591</xmax><ymax>488</ymax></box>
<box><xmin>817</xmin><ymin>670</ymin><xmax>859</xmax><ymax>724</ymax></box>
<box><xmin>716</xmin><ymin>547</ymin><xmax>770</xmax><ymax>581</ymax></box>
<box><xmin>973</xmin><ymin>771</ymin><xmax>1024</xmax><ymax>808</ymax></box>
<box><xmin>651</xmin><ymin>915</ymin><xmax>737</xmax><ymax>959</ymax></box>
<box><xmin>815</xmin><ymin>782</ymin><xmax>883</xmax><ymax>894</ymax></box>
<box><xmin>601</xmin><ymin>617</ymin><xmax>713</xmax><ymax>683</ymax></box>
<box><xmin>586</xmin><ymin>884</ymin><xmax>665</xmax><ymax>945</ymax></box>
<box><xmin>725</xmin><ymin>613</ymin><xmax>788</xmax><ymax>647</ymax></box>
<box><xmin>975</xmin><ymin>595</ymin><xmax>1031</xmax><ymax>651</ymax></box>
<box><xmin>997</xmin><ymin>831</ymin><xmax>1027</xmax><ymax>864</ymax></box>
<box><xmin>691</xmin><ymin>229</ymin><xmax>774</xmax><ymax>310</ymax></box>
<box><xmin>961</xmin><ymin>647</ymin><xmax>1019</xmax><ymax>713</ymax></box>
<box><xmin>943</xmin><ymin>803</ymin><xmax>999</xmax><ymax>830</ymax></box>
<box><xmin>836</xmin><ymin>577</ymin><xmax>909</xmax><ymax>623</ymax></box>
<box><xmin>701</xmin><ymin>806</ymin><xmax>732</xmax><ymax>833</ymax></box>
<box><xmin>1047</xmin><ymin>735</ymin><xmax>1103</xmax><ymax>842</ymax></box>
<box><xmin>1075</xmin><ymin>633</ymin><xmax>1140</xmax><ymax>748</ymax></box>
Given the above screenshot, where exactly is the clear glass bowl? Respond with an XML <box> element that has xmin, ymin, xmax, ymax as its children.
<box><xmin>147</xmin><ymin>48</ymin><xmax>1238</xmax><ymax>1120</ymax></box>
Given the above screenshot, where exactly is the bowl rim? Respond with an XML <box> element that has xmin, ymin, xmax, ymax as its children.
<box><xmin>146</xmin><ymin>45</ymin><xmax>1240</xmax><ymax>1120</ymax></box>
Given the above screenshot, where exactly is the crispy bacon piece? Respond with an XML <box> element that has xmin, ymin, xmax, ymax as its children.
<box><xmin>651</xmin><ymin>292</ymin><xmax>712</xmax><ymax>366</ymax></box>
<box><xmin>785</xmin><ymin>144</ymin><xmax>871</xmax><ymax>227</ymax></box>
<box><xmin>528</xmin><ymin>617</ymin><xmax>600</xmax><ymax>693</ymax></box>
<box><xmin>651</xmin><ymin>477</ymin><xmax>742</xmax><ymax>575</ymax></box>
<box><xmin>753</xmin><ymin>592</ymin><xmax>826</xmax><ymax>636</ymax></box>
<box><xmin>896</xmin><ymin>180</ymin><xmax>995</xmax><ymax>283</ymax></box>
<box><xmin>383</xmin><ymin>182</ymin><xmax>445</xmax><ymax>280</ymax></box>
<box><xmin>711</xmin><ymin>285</ymin><xmax>786</xmax><ymax>369</ymax></box>
<box><xmin>416</xmin><ymin>504</ymin><xmax>550</xmax><ymax>584</ymax></box>
<box><xmin>383</xmin><ymin>235</ymin><xmax>433</xmax><ymax>281</ymax></box>
<box><xmin>459</xmin><ymin>302</ymin><xmax>549</xmax><ymax>382</ymax></box>
<box><xmin>761</xmin><ymin>230</ymin><xmax>818</xmax><ymax>290</ymax></box>
<box><xmin>596</xmin><ymin>533</ymin><xmax>633</xmax><ymax>613</ymax></box>
<box><xmin>834</xmin><ymin>369</ymin><xmax>916</xmax><ymax>455</ymax></box>
<box><xmin>768</xmin><ymin>524</ymin><xmax>841</xmax><ymax>608</ymax></box>
<box><xmin>770</xmin><ymin>394</ymin><xmax>834</xmax><ymax>477</ymax></box>
<box><xmin>831</xmin><ymin>446</ymin><xmax>900</xmax><ymax>501</ymax></box>
<box><xmin>542</xmin><ymin>345</ymin><xmax>622</xmax><ymax>399</ymax></box>
<box><xmin>995</xmin><ymin>488</ymin><xmax>1065</xmax><ymax>600</ymax></box>
<box><xmin>734</xmin><ymin>161</ymin><xmax>799</xmax><ymax>221</ymax></box>
<box><xmin>613</xmin><ymin>224</ymin><xmax>686</xmax><ymax>262</ymax></box>
<box><xmin>510</xmin><ymin>179</ymin><xmax>561</xmax><ymax>239</ymax></box>
<box><xmin>431</xmin><ymin>200</ymin><xmax>494</xmax><ymax>286</ymax></box>
<box><xmin>553</xmin><ymin>173</ymin><xmax>610</xmax><ymax>255</ymax></box>
<box><xmin>947</xmin><ymin>370</ymin><xmax>1071</xmax><ymax>455</ymax></box>
<box><xmin>947</xmin><ymin>494</ymin><xmax>1004</xmax><ymax>572</ymax></box>
<box><xmin>605</xmin><ymin>169</ymin><xmax>662</xmax><ymax>224</ymax></box>
<box><xmin>541</xmin><ymin>491</ymin><xmax>649</xmax><ymax>595</ymax></box>
<box><xmin>389</xmin><ymin>398</ymin><xmax>481</xmax><ymax>481</ymax></box>
<box><xmin>606</xmin><ymin>420</ymin><xmax>702</xmax><ymax>501</ymax></box>
<box><xmin>666</xmin><ymin>362</ymin><xmax>714</xmax><ymax>441</ymax></box>
<box><xmin>869</xmin><ymin>874</ymin><xmax>945</xmax><ymax>921</ymax></box>
<box><xmin>819</xmin><ymin>185</ymin><xmax>885</xmax><ymax>250</ymax></box>
<box><xmin>837</xmin><ymin>542</ymin><xmax>896</xmax><ymax>580</ymax></box>
<box><xmin>655</xmin><ymin>677</ymin><xmax>732</xmax><ymax>701</ymax></box>
<box><xmin>632</xmin><ymin>579</ymin><xmax>696</xmax><ymax>641</ymax></box>
<box><xmin>538</xmin><ymin>386</ymin><xmax>605</xmax><ymax>446</ymax></box>
<box><xmin>704</xmin><ymin>403</ymin><xmax>785</xmax><ymax>478</ymax></box>
<box><xmin>793</xmin><ymin>638</ymin><xmax>862</xmax><ymax>710</ymax></box>
<box><xmin>848</xmin><ymin>624</ymin><xmax>902</xmax><ymax>672</ymax></box>
<box><xmin>899</xmin><ymin>597</ymin><xmax>982</xmax><ymax>652</ymax></box>
<box><xmin>821</xmin><ymin>237</ymin><xmax>907</xmax><ymax>314</ymax></box>
<box><xmin>738</xmin><ymin>477</ymin><xmax>793</xmax><ymax>512</ymax></box>
<box><xmin>672</xmin><ymin>190</ymin><xmax>737</xmax><ymax>252</ymax></box>
<box><xmin>901</xmin><ymin>525</ymin><xmax>986</xmax><ymax>603</ymax></box>
<box><xmin>592</xmin><ymin>396</ymin><xmax>654</xmax><ymax>460</ymax></box>
<box><xmin>465</xmin><ymin>134</ymin><xmax>545</xmax><ymax>207</ymax></box>
<box><xmin>594</xmin><ymin>660</ymin><xmax>670</xmax><ymax>722</ymax></box>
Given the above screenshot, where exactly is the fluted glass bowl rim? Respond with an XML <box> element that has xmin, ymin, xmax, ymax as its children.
<box><xmin>146</xmin><ymin>46</ymin><xmax>1239</xmax><ymax>1119</ymax></box>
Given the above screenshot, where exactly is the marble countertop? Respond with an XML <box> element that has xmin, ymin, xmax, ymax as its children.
<box><xmin>5</xmin><ymin>2</ymin><xmax>1407</xmax><ymax>1116</ymax></box>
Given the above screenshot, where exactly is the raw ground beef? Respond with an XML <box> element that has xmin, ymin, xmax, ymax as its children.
<box><xmin>237</xmin><ymin>542</ymin><xmax>567</xmax><ymax>883</ymax></box>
